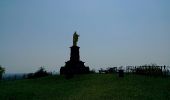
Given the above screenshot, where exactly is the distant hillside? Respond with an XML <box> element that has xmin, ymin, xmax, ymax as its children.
<box><xmin>2</xmin><ymin>73</ymin><xmax>25</xmax><ymax>80</ymax></box>
<box><xmin>0</xmin><ymin>74</ymin><xmax>170</xmax><ymax>100</ymax></box>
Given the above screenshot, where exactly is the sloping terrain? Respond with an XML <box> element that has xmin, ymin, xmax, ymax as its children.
<box><xmin>0</xmin><ymin>74</ymin><xmax>170</xmax><ymax>100</ymax></box>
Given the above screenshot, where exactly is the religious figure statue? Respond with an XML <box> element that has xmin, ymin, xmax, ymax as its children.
<box><xmin>73</xmin><ymin>32</ymin><xmax>79</xmax><ymax>46</ymax></box>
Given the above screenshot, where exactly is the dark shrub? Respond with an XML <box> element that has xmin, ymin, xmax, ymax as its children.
<box><xmin>27</xmin><ymin>73</ymin><xmax>34</xmax><ymax>79</ymax></box>
<box><xmin>99</xmin><ymin>67</ymin><xmax>117</xmax><ymax>74</ymax></box>
<box><xmin>107</xmin><ymin>67</ymin><xmax>117</xmax><ymax>73</ymax></box>
<box><xmin>0</xmin><ymin>65</ymin><xmax>5</xmax><ymax>80</ymax></box>
<box><xmin>27</xmin><ymin>67</ymin><xmax>51</xmax><ymax>79</ymax></box>
<box><xmin>89</xmin><ymin>69</ymin><xmax>96</xmax><ymax>74</ymax></box>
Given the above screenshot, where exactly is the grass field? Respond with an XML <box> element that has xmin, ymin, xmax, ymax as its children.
<box><xmin>0</xmin><ymin>74</ymin><xmax>170</xmax><ymax>100</ymax></box>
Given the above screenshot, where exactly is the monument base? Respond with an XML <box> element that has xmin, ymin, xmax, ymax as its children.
<box><xmin>60</xmin><ymin>44</ymin><xmax>89</xmax><ymax>75</ymax></box>
<box><xmin>60</xmin><ymin>60</ymin><xmax>89</xmax><ymax>75</ymax></box>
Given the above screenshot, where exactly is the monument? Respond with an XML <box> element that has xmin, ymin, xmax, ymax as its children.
<box><xmin>60</xmin><ymin>32</ymin><xmax>89</xmax><ymax>75</ymax></box>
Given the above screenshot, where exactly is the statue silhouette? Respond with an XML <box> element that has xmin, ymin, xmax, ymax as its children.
<box><xmin>73</xmin><ymin>32</ymin><xmax>79</xmax><ymax>46</ymax></box>
<box><xmin>60</xmin><ymin>32</ymin><xmax>89</xmax><ymax>76</ymax></box>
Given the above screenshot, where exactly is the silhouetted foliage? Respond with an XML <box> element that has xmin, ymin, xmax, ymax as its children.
<box><xmin>99</xmin><ymin>68</ymin><xmax>106</xmax><ymax>74</ymax></box>
<box><xmin>27</xmin><ymin>67</ymin><xmax>51</xmax><ymax>79</ymax></box>
<box><xmin>27</xmin><ymin>73</ymin><xmax>34</xmax><ymax>79</ymax></box>
<box><xmin>0</xmin><ymin>65</ymin><xmax>5</xmax><ymax>80</ymax></box>
<box><xmin>89</xmin><ymin>69</ymin><xmax>96</xmax><ymax>74</ymax></box>
<box><xmin>131</xmin><ymin>64</ymin><xmax>167</xmax><ymax>77</ymax></box>
<box><xmin>107</xmin><ymin>67</ymin><xmax>117</xmax><ymax>73</ymax></box>
<box><xmin>99</xmin><ymin>67</ymin><xmax>117</xmax><ymax>74</ymax></box>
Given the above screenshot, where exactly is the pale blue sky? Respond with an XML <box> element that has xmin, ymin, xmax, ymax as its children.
<box><xmin>0</xmin><ymin>0</ymin><xmax>170</xmax><ymax>73</ymax></box>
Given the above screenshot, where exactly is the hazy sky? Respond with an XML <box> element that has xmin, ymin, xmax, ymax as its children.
<box><xmin>0</xmin><ymin>0</ymin><xmax>170</xmax><ymax>73</ymax></box>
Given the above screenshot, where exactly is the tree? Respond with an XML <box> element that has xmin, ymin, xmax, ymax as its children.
<box><xmin>0</xmin><ymin>65</ymin><xmax>5</xmax><ymax>80</ymax></box>
<box><xmin>34</xmin><ymin>67</ymin><xmax>49</xmax><ymax>78</ymax></box>
<box><xmin>27</xmin><ymin>67</ymin><xmax>51</xmax><ymax>79</ymax></box>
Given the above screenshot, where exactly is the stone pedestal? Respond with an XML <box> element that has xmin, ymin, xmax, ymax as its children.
<box><xmin>60</xmin><ymin>46</ymin><xmax>89</xmax><ymax>75</ymax></box>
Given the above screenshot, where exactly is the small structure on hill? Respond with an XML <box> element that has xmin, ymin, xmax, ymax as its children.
<box><xmin>60</xmin><ymin>32</ymin><xmax>89</xmax><ymax>75</ymax></box>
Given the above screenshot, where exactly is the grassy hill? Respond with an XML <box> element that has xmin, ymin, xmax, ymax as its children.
<box><xmin>0</xmin><ymin>74</ymin><xmax>170</xmax><ymax>100</ymax></box>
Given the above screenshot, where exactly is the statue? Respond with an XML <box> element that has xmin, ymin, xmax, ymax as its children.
<box><xmin>73</xmin><ymin>32</ymin><xmax>79</xmax><ymax>46</ymax></box>
<box><xmin>60</xmin><ymin>31</ymin><xmax>89</xmax><ymax>76</ymax></box>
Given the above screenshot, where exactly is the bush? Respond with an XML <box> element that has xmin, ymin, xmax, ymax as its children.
<box><xmin>89</xmin><ymin>69</ymin><xmax>96</xmax><ymax>74</ymax></box>
<box><xmin>99</xmin><ymin>67</ymin><xmax>117</xmax><ymax>74</ymax></box>
<box><xmin>0</xmin><ymin>65</ymin><xmax>5</xmax><ymax>80</ymax></box>
<box><xmin>27</xmin><ymin>67</ymin><xmax>51</xmax><ymax>79</ymax></box>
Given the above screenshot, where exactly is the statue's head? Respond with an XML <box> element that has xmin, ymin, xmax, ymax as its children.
<box><xmin>74</xmin><ymin>32</ymin><xmax>79</xmax><ymax>37</ymax></box>
<box><xmin>74</xmin><ymin>31</ymin><xmax>77</xmax><ymax>35</ymax></box>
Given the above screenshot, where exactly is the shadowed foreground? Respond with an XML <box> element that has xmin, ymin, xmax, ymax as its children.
<box><xmin>0</xmin><ymin>74</ymin><xmax>170</xmax><ymax>100</ymax></box>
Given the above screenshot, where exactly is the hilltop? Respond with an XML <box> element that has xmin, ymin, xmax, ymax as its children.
<box><xmin>0</xmin><ymin>74</ymin><xmax>170</xmax><ymax>100</ymax></box>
